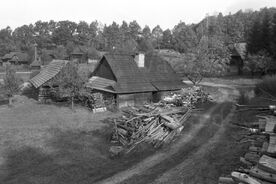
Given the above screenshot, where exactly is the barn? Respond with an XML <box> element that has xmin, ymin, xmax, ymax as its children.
<box><xmin>229</xmin><ymin>43</ymin><xmax>246</xmax><ymax>75</ymax></box>
<box><xmin>86</xmin><ymin>52</ymin><xmax>184</xmax><ymax>108</ymax></box>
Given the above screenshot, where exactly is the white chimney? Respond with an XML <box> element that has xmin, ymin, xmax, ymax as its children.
<box><xmin>134</xmin><ymin>53</ymin><xmax>145</xmax><ymax>67</ymax></box>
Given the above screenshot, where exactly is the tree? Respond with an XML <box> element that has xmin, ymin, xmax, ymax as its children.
<box><xmin>76</xmin><ymin>21</ymin><xmax>90</xmax><ymax>45</ymax></box>
<box><xmin>129</xmin><ymin>20</ymin><xmax>141</xmax><ymax>41</ymax></box>
<box><xmin>137</xmin><ymin>38</ymin><xmax>154</xmax><ymax>52</ymax></box>
<box><xmin>172</xmin><ymin>25</ymin><xmax>198</xmax><ymax>53</ymax></box>
<box><xmin>55</xmin><ymin>62</ymin><xmax>84</xmax><ymax>111</ymax></box>
<box><xmin>120</xmin><ymin>21</ymin><xmax>131</xmax><ymax>41</ymax></box>
<box><xmin>162</xmin><ymin>29</ymin><xmax>173</xmax><ymax>49</ymax></box>
<box><xmin>52</xmin><ymin>21</ymin><xmax>77</xmax><ymax>46</ymax></box>
<box><xmin>142</xmin><ymin>25</ymin><xmax>152</xmax><ymax>39</ymax></box>
<box><xmin>33</xmin><ymin>20</ymin><xmax>53</xmax><ymax>49</ymax></box>
<box><xmin>53</xmin><ymin>45</ymin><xmax>68</xmax><ymax>59</ymax></box>
<box><xmin>244</xmin><ymin>50</ymin><xmax>272</xmax><ymax>75</ymax></box>
<box><xmin>271</xmin><ymin>13</ymin><xmax>276</xmax><ymax>58</ymax></box>
<box><xmin>184</xmin><ymin>35</ymin><xmax>230</xmax><ymax>84</ymax></box>
<box><xmin>152</xmin><ymin>25</ymin><xmax>163</xmax><ymax>49</ymax></box>
<box><xmin>103</xmin><ymin>22</ymin><xmax>121</xmax><ymax>50</ymax></box>
<box><xmin>260</xmin><ymin>9</ymin><xmax>271</xmax><ymax>54</ymax></box>
<box><xmin>0</xmin><ymin>27</ymin><xmax>16</xmax><ymax>56</ymax></box>
<box><xmin>12</xmin><ymin>24</ymin><xmax>34</xmax><ymax>51</ymax></box>
<box><xmin>3</xmin><ymin>64</ymin><xmax>21</xmax><ymax>105</ymax></box>
<box><xmin>247</xmin><ymin>18</ymin><xmax>262</xmax><ymax>54</ymax></box>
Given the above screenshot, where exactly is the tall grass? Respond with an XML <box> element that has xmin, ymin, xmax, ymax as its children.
<box><xmin>256</xmin><ymin>75</ymin><xmax>276</xmax><ymax>96</ymax></box>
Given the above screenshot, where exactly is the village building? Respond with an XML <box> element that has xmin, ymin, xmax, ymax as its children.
<box><xmin>29</xmin><ymin>59</ymin><xmax>69</xmax><ymax>102</ymax></box>
<box><xmin>70</xmin><ymin>46</ymin><xmax>88</xmax><ymax>63</ymax></box>
<box><xmin>229</xmin><ymin>43</ymin><xmax>247</xmax><ymax>75</ymax></box>
<box><xmin>87</xmin><ymin>52</ymin><xmax>184</xmax><ymax>108</ymax></box>
<box><xmin>1</xmin><ymin>52</ymin><xmax>29</xmax><ymax>66</ymax></box>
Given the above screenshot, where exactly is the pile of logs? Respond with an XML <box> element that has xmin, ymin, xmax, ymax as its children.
<box><xmin>162</xmin><ymin>86</ymin><xmax>212</xmax><ymax>108</ymax></box>
<box><xmin>218</xmin><ymin>115</ymin><xmax>276</xmax><ymax>184</ymax></box>
<box><xmin>109</xmin><ymin>104</ymin><xmax>192</xmax><ymax>156</ymax></box>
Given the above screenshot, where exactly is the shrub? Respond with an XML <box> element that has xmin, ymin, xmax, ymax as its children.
<box><xmin>255</xmin><ymin>75</ymin><xmax>276</xmax><ymax>96</ymax></box>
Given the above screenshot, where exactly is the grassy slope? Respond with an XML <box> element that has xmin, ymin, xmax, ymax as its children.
<box><xmin>0</xmin><ymin>96</ymin><xmax>158</xmax><ymax>184</ymax></box>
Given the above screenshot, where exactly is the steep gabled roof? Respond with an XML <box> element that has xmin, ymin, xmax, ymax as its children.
<box><xmin>71</xmin><ymin>45</ymin><xmax>87</xmax><ymax>55</ymax></box>
<box><xmin>29</xmin><ymin>60</ymin><xmax>69</xmax><ymax>88</ymax></box>
<box><xmin>89</xmin><ymin>52</ymin><xmax>184</xmax><ymax>93</ymax></box>
<box><xmin>141</xmin><ymin>53</ymin><xmax>184</xmax><ymax>91</ymax></box>
<box><xmin>231</xmin><ymin>43</ymin><xmax>247</xmax><ymax>60</ymax></box>
<box><xmin>2</xmin><ymin>52</ymin><xmax>28</xmax><ymax>63</ymax></box>
<box><xmin>103</xmin><ymin>53</ymin><xmax>156</xmax><ymax>93</ymax></box>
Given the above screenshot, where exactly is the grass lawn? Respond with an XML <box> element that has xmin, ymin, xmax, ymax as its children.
<box><xmin>0</xmin><ymin>96</ymin><xmax>157</xmax><ymax>184</ymax></box>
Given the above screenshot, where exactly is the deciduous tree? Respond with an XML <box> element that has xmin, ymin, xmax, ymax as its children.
<box><xmin>3</xmin><ymin>64</ymin><xmax>21</xmax><ymax>105</ymax></box>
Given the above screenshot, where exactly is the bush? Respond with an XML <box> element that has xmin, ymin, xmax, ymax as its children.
<box><xmin>255</xmin><ymin>75</ymin><xmax>276</xmax><ymax>96</ymax></box>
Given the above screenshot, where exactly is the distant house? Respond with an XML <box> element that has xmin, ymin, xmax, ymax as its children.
<box><xmin>70</xmin><ymin>46</ymin><xmax>88</xmax><ymax>64</ymax></box>
<box><xmin>229</xmin><ymin>43</ymin><xmax>247</xmax><ymax>75</ymax></box>
<box><xmin>86</xmin><ymin>52</ymin><xmax>184</xmax><ymax>108</ymax></box>
<box><xmin>2</xmin><ymin>52</ymin><xmax>29</xmax><ymax>65</ymax></box>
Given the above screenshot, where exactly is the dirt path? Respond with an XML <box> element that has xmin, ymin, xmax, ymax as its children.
<box><xmin>96</xmin><ymin>102</ymin><xmax>233</xmax><ymax>184</ymax></box>
<box><xmin>151</xmin><ymin>105</ymin><xmax>235</xmax><ymax>184</ymax></box>
<box><xmin>95</xmin><ymin>84</ymin><xmax>240</xmax><ymax>184</ymax></box>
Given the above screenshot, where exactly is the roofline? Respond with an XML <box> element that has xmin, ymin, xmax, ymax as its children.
<box><xmin>93</xmin><ymin>55</ymin><xmax>118</xmax><ymax>81</ymax></box>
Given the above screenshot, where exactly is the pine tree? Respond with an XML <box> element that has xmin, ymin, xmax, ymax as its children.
<box><xmin>247</xmin><ymin>18</ymin><xmax>262</xmax><ymax>54</ymax></box>
<box><xmin>271</xmin><ymin>13</ymin><xmax>276</xmax><ymax>58</ymax></box>
<box><xmin>261</xmin><ymin>9</ymin><xmax>271</xmax><ymax>54</ymax></box>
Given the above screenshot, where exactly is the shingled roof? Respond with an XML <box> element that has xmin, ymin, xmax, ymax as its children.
<box><xmin>142</xmin><ymin>53</ymin><xmax>184</xmax><ymax>91</ymax></box>
<box><xmin>29</xmin><ymin>60</ymin><xmax>69</xmax><ymax>88</ymax></box>
<box><xmin>2</xmin><ymin>52</ymin><xmax>28</xmax><ymax>64</ymax></box>
<box><xmin>88</xmin><ymin>52</ymin><xmax>184</xmax><ymax>93</ymax></box>
<box><xmin>231</xmin><ymin>43</ymin><xmax>247</xmax><ymax>60</ymax></box>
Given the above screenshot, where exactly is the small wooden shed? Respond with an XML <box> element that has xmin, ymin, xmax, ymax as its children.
<box><xmin>229</xmin><ymin>43</ymin><xmax>246</xmax><ymax>75</ymax></box>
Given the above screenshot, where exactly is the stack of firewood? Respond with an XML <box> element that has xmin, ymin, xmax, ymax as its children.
<box><xmin>162</xmin><ymin>86</ymin><xmax>212</xmax><ymax>108</ymax></box>
<box><xmin>218</xmin><ymin>115</ymin><xmax>276</xmax><ymax>184</ymax></box>
<box><xmin>110</xmin><ymin>105</ymin><xmax>192</xmax><ymax>155</ymax></box>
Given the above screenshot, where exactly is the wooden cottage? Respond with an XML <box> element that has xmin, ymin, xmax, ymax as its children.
<box><xmin>86</xmin><ymin>52</ymin><xmax>184</xmax><ymax>108</ymax></box>
<box><xmin>229</xmin><ymin>43</ymin><xmax>246</xmax><ymax>75</ymax></box>
<box><xmin>2</xmin><ymin>52</ymin><xmax>29</xmax><ymax>65</ymax></box>
<box><xmin>70</xmin><ymin>46</ymin><xmax>88</xmax><ymax>64</ymax></box>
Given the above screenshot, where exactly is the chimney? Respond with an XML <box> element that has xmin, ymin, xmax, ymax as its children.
<box><xmin>134</xmin><ymin>52</ymin><xmax>145</xmax><ymax>67</ymax></box>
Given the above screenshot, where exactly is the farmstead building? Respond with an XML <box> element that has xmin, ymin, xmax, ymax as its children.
<box><xmin>86</xmin><ymin>52</ymin><xmax>184</xmax><ymax>108</ymax></box>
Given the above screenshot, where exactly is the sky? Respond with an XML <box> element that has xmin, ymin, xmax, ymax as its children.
<box><xmin>0</xmin><ymin>0</ymin><xmax>276</xmax><ymax>30</ymax></box>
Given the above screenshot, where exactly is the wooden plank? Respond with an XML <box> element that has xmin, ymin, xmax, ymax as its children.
<box><xmin>231</xmin><ymin>171</ymin><xmax>261</xmax><ymax>184</ymax></box>
<box><xmin>250</xmin><ymin>146</ymin><xmax>262</xmax><ymax>152</ymax></box>
<box><xmin>218</xmin><ymin>177</ymin><xmax>235</xmax><ymax>184</ymax></box>
<box><xmin>245</xmin><ymin>152</ymin><xmax>261</xmax><ymax>164</ymax></box>
<box><xmin>262</xmin><ymin>142</ymin><xmax>269</xmax><ymax>153</ymax></box>
<box><xmin>258</xmin><ymin>155</ymin><xmax>276</xmax><ymax>174</ymax></box>
<box><xmin>161</xmin><ymin>115</ymin><xmax>181</xmax><ymax>130</ymax></box>
<box><xmin>265</xmin><ymin>117</ymin><xmax>276</xmax><ymax>133</ymax></box>
<box><xmin>267</xmin><ymin>135</ymin><xmax>276</xmax><ymax>154</ymax></box>
<box><xmin>249</xmin><ymin>167</ymin><xmax>276</xmax><ymax>183</ymax></box>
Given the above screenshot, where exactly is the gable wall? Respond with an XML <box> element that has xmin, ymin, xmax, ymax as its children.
<box><xmin>93</xmin><ymin>58</ymin><xmax>116</xmax><ymax>81</ymax></box>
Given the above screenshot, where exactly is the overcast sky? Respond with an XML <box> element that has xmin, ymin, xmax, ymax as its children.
<box><xmin>1</xmin><ymin>0</ymin><xmax>276</xmax><ymax>30</ymax></box>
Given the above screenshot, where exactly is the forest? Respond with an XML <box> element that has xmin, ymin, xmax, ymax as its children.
<box><xmin>1</xmin><ymin>7</ymin><xmax>276</xmax><ymax>75</ymax></box>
